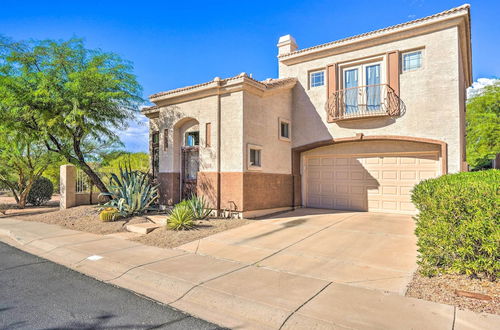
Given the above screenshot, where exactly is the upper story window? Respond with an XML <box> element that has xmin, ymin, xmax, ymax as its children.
<box><xmin>403</xmin><ymin>51</ymin><xmax>422</xmax><ymax>71</ymax></box>
<box><xmin>278</xmin><ymin>118</ymin><xmax>291</xmax><ymax>141</ymax></box>
<box><xmin>185</xmin><ymin>131</ymin><xmax>199</xmax><ymax>146</ymax></box>
<box><xmin>309</xmin><ymin>71</ymin><xmax>324</xmax><ymax>88</ymax></box>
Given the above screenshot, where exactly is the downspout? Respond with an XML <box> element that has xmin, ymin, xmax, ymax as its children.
<box><xmin>215</xmin><ymin>78</ymin><xmax>222</xmax><ymax>215</ymax></box>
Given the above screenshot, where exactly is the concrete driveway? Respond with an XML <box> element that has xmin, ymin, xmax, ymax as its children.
<box><xmin>178</xmin><ymin>208</ymin><xmax>418</xmax><ymax>294</ymax></box>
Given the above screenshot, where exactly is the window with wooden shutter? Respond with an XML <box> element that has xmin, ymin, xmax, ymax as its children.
<box><xmin>387</xmin><ymin>51</ymin><xmax>400</xmax><ymax>96</ymax></box>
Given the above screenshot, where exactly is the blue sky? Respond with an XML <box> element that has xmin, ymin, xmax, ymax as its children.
<box><xmin>1</xmin><ymin>0</ymin><xmax>498</xmax><ymax>152</ymax></box>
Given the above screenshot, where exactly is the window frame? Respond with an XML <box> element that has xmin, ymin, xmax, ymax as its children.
<box><xmin>184</xmin><ymin>131</ymin><xmax>200</xmax><ymax>147</ymax></box>
<box><xmin>339</xmin><ymin>57</ymin><xmax>385</xmax><ymax>89</ymax></box>
<box><xmin>151</xmin><ymin>131</ymin><xmax>160</xmax><ymax>177</ymax></box>
<box><xmin>309</xmin><ymin>70</ymin><xmax>325</xmax><ymax>88</ymax></box>
<box><xmin>278</xmin><ymin>117</ymin><xmax>291</xmax><ymax>141</ymax></box>
<box><xmin>402</xmin><ymin>50</ymin><xmax>423</xmax><ymax>72</ymax></box>
<box><xmin>247</xmin><ymin>144</ymin><xmax>263</xmax><ymax>170</ymax></box>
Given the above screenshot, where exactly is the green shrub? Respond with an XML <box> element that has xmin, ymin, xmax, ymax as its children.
<box><xmin>411</xmin><ymin>170</ymin><xmax>500</xmax><ymax>280</ymax></box>
<box><xmin>27</xmin><ymin>177</ymin><xmax>54</xmax><ymax>206</ymax></box>
<box><xmin>186</xmin><ymin>195</ymin><xmax>212</xmax><ymax>220</ymax></box>
<box><xmin>99</xmin><ymin>207</ymin><xmax>119</xmax><ymax>222</ymax></box>
<box><xmin>100</xmin><ymin>166</ymin><xmax>158</xmax><ymax>217</ymax></box>
<box><xmin>167</xmin><ymin>203</ymin><xmax>194</xmax><ymax>230</ymax></box>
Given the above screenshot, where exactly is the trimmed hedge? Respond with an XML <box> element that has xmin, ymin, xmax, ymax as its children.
<box><xmin>411</xmin><ymin>170</ymin><xmax>500</xmax><ymax>280</ymax></box>
<box><xmin>27</xmin><ymin>177</ymin><xmax>54</xmax><ymax>206</ymax></box>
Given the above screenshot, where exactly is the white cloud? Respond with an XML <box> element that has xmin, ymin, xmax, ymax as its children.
<box><xmin>467</xmin><ymin>77</ymin><xmax>498</xmax><ymax>99</ymax></box>
<box><xmin>117</xmin><ymin>112</ymin><xmax>149</xmax><ymax>152</ymax></box>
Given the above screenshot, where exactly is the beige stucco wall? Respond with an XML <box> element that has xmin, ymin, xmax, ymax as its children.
<box><xmin>279</xmin><ymin>26</ymin><xmax>465</xmax><ymax>173</ymax></box>
<box><xmin>220</xmin><ymin>91</ymin><xmax>245</xmax><ymax>172</ymax></box>
<box><xmin>150</xmin><ymin>95</ymin><xmax>219</xmax><ymax>173</ymax></box>
<box><xmin>243</xmin><ymin>89</ymin><xmax>293</xmax><ymax>174</ymax></box>
<box><xmin>150</xmin><ymin>91</ymin><xmax>247</xmax><ymax>174</ymax></box>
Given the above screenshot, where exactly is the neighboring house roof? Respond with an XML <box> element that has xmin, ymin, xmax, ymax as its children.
<box><xmin>145</xmin><ymin>74</ymin><xmax>297</xmax><ymax>108</ymax></box>
<box><xmin>279</xmin><ymin>4</ymin><xmax>470</xmax><ymax>61</ymax></box>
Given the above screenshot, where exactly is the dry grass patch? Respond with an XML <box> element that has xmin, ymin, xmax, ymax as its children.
<box><xmin>406</xmin><ymin>270</ymin><xmax>500</xmax><ymax>315</ymax></box>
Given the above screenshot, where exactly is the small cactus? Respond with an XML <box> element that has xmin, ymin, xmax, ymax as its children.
<box><xmin>99</xmin><ymin>207</ymin><xmax>119</xmax><ymax>222</ymax></box>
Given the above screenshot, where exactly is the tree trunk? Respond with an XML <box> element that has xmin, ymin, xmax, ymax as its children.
<box><xmin>18</xmin><ymin>191</ymin><xmax>28</xmax><ymax>209</ymax></box>
<box><xmin>71</xmin><ymin>136</ymin><xmax>110</xmax><ymax>195</ymax></box>
<box><xmin>78</xmin><ymin>161</ymin><xmax>109</xmax><ymax>194</ymax></box>
<box><xmin>17</xmin><ymin>180</ymin><xmax>35</xmax><ymax>209</ymax></box>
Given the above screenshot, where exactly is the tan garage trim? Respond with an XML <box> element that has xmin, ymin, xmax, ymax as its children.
<box><xmin>292</xmin><ymin>135</ymin><xmax>447</xmax><ymax>174</ymax></box>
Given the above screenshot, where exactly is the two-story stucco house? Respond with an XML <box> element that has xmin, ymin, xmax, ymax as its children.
<box><xmin>142</xmin><ymin>4</ymin><xmax>472</xmax><ymax>217</ymax></box>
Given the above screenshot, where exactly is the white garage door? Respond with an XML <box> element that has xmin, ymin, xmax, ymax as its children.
<box><xmin>305</xmin><ymin>153</ymin><xmax>440</xmax><ymax>213</ymax></box>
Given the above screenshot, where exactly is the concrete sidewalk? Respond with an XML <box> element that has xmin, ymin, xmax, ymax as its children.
<box><xmin>0</xmin><ymin>217</ymin><xmax>498</xmax><ymax>330</ymax></box>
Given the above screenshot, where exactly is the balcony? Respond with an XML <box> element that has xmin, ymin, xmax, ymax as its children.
<box><xmin>326</xmin><ymin>84</ymin><xmax>403</xmax><ymax>123</ymax></box>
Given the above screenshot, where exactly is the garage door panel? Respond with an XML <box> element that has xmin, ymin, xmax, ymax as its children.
<box><xmin>381</xmin><ymin>170</ymin><xmax>398</xmax><ymax>180</ymax></box>
<box><xmin>320</xmin><ymin>157</ymin><xmax>334</xmax><ymax>165</ymax></box>
<box><xmin>419</xmin><ymin>170</ymin><xmax>437</xmax><ymax>180</ymax></box>
<box><xmin>400</xmin><ymin>171</ymin><xmax>417</xmax><ymax>180</ymax></box>
<box><xmin>308</xmin><ymin>158</ymin><xmax>321</xmax><ymax>165</ymax></box>
<box><xmin>306</xmin><ymin>152</ymin><xmax>439</xmax><ymax>214</ymax></box>
<box><xmin>350</xmin><ymin>185</ymin><xmax>365</xmax><ymax>195</ymax></box>
<box><xmin>381</xmin><ymin>186</ymin><xmax>398</xmax><ymax>195</ymax></box>
<box><xmin>350</xmin><ymin>171</ymin><xmax>365</xmax><ymax>180</ymax></box>
<box><xmin>335</xmin><ymin>171</ymin><xmax>350</xmax><ymax>179</ymax></box>
<box><xmin>335</xmin><ymin>184</ymin><xmax>350</xmax><ymax>194</ymax></box>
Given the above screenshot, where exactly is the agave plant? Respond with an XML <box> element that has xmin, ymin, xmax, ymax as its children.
<box><xmin>100</xmin><ymin>165</ymin><xmax>159</xmax><ymax>217</ymax></box>
<box><xmin>186</xmin><ymin>195</ymin><xmax>212</xmax><ymax>220</ymax></box>
<box><xmin>167</xmin><ymin>203</ymin><xmax>194</xmax><ymax>230</ymax></box>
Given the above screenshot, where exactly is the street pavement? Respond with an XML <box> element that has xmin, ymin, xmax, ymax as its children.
<box><xmin>0</xmin><ymin>242</ymin><xmax>222</xmax><ymax>330</ymax></box>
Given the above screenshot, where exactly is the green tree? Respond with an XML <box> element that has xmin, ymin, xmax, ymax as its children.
<box><xmin>466</xmin><ymin>82</ymin><xmax>500</xmax><ymax>169</ymax></box>
<box><xmin>0</xmin><ymin>132</ymin><xmax>57</xmax><ymax>208</ymax></box>
<box><xmin>0</xmin><ymin>36</ymin><xmax>143</xmax><ymax>193</ymax></box>
<box><xmin>100</xmin><ymin>151</ymin><xmax>149</xmax><ymax>173</ymax></box>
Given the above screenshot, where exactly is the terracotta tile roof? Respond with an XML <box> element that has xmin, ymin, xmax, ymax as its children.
<box><xmin>149</xmin><ymin>75</ymin><xmax>296</xmax><ymax>100</ymax></box>
<box><xmin>141</xmin><ymin>105</ymin><xmax>161</xmax><ymax>112</ymax></box>
<box><xmin>279</xmin><ymin>4</ymin><xmax>470</xmax><ymax>59</ymax></box>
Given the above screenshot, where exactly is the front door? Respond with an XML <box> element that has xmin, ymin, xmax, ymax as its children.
<box><xmin>181</xmin><ymin>147</ymin><xmax>199</xmax><ymax>199</ymax></box>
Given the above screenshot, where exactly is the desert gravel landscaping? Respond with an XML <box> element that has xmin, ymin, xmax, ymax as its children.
<box><xmin>130</xmin><ymin>218</ymin><xmax>253</xmax><ymax>249</ymax></box>
<box><xmin>2</xmin><ymin>205</ymin><xmax>145</xmax><ymax>235</ymax></box>
<box><xmin>0</xmin><ymin>200</ymin><xmax>253</xmax><ymax>249</ymax></box>
<box><xmin>407</xmin><ymin>270</ymin><xmax>500</xmax><ymax>315</ymax></box>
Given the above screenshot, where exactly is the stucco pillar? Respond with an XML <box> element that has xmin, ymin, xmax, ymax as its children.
<box><xmin>60</xmin><ymin>164</ymin><xmax>76</xmax><ymax>210</ymax></box>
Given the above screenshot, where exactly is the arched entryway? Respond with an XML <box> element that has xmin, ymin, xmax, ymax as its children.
<box><xmin>173</xmin><ymin>118</ymin><xmax>200</xmax><ymax>200</ymax></box>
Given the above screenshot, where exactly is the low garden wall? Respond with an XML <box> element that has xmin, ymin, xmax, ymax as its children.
<box><xmin>60</xmin><ymin>164</ymin><xmax>101</xmax><ymax>209</ymax></box>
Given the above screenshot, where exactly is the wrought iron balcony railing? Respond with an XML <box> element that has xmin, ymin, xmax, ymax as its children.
<box><xmin>325</xmin><ymin>84</ymin><xmax>403</xmax><ymax>122</ymax></box>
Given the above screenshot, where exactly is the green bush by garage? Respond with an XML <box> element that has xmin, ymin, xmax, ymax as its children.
<box><xmin>411</xmin><ymin>170</ymin><xmax>500</xmax><ymax>280</ymax></box>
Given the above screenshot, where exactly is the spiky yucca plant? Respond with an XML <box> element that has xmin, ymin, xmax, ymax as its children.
<box><xmin>100</xmin><ymin>165</ymin><xmax>158</xmax><ymax>217</ymax></box>
<box><xmin>167</xmin><ymin>204</ymin><xmax>194</xmax><ymax>230</ymax></box>
<box><xmin>186</xmin><ymin>195</ymin><xmax>212</xmax><ymax>220</ymax></box>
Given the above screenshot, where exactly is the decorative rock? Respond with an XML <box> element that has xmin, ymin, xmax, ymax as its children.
<box><xmin>126</xmin><ymin>223</ymin><xmax>161</xmax><ymax>235</ymax></box>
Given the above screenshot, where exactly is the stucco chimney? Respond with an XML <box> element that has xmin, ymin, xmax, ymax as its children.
<box><xmin>277</xmin><ymin>34</ymin><xmax>298</xmax><ymax>55</ymax></box>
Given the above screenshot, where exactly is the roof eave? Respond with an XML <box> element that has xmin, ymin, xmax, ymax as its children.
<box><xmin>278</xmin><ymin>5</ymin><xmax>471</xmax><ymax>66</ymax></box>
<box><xmin>147</xmin><ymin>77</ymin><xmax>297</xmax><ymax>108</ymax></box>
